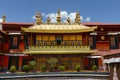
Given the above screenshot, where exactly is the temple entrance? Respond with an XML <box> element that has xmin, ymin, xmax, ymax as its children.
<box><xmin>71</xmin><ymin>60</ymin><xmax>81</xmax><ymax>70</ymax></box>
<box><xmin>8</xmin><ymin>56</ymin><xmax>19</xmax><ymax>70</ymax></box>
<box><xmin>33</xmin><ymin>54</ymin><xmax>85</xmax><ymax>71</ymax></box>
<box><xmin>36</xmin><ymin>59</ymin><xmax>46</xmax><ymax>70</ymax></box>
<box><xmin>89</xmin><ymin>58</ymin><xmax>98</xmax><ymax>69</ymax></box>
<box><xmin>22</xmin><ymin>58</ymin><xmax>33</xmax><ymax>66</ymax></box>
<box><xmin>56</xmin><ymin>35</ymin><xmax>62</xmax><ymax>45</ymax></box>
<box><xmin>56</xmin><ymin>38</ymin><xmax>62</xmax><ymax>45</ymax></box>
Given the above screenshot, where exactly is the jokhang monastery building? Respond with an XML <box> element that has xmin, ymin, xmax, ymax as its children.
<box><xmin>0</xmin><ymin>10</ymin><xmax>120</xmax><ymax>75</ymax></box>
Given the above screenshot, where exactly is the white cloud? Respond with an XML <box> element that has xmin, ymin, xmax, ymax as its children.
<box><xmin>0</xmin><ymin>18</ymin><xmax>2</xmax><ymax>22</ymax></box>
<box><xmin>61</xmin><ymin>11</ymin><xmax>68</xmax><ymax>23</ymax></box>
<box><xmin>69</xmin><ymin>12</ymin><xmax>76</xmax><ymax>22</ymax></box>
<box><xmin>61</xmin><ymin>11</ymin><xmax>68</xmax><ymax>19</ymax></box>
<box><xmin>80</xmin><ymin>16</ymin><xmax>83</xmax><ymax>21</ymax></box>
<box><xmin>86</xmin><ymin>17</ymin><xmax>91</xmax><ymax>22</ymax></box>
<box><xmin>45</xmin><ymin>11</ymin><xmax>78</xmax><ymax>23</ymax></box>
<box><xmin>41</xmin><ymin>13</ymin><xmax>45</xmax><ymax>16</ymax></box>
<box><xmin>32</xmin><ymin>16</ymin><xmax>35</xmax><ymax>20</ymax></box>
<box><xmin>45</xmin><ymin>13</ymin><xmax>57</xmax><ymax>22</ymax></box>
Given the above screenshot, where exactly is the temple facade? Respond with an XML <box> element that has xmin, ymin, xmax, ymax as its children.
<box><xmin>0</xmin><ymin>10</ymin><xmax>120</xmax><ymax>72</ymax></box>
<box><xmin>21</xmin><ymin>10</ymin><xmax>97</xmax><ymax>70</ymax></box>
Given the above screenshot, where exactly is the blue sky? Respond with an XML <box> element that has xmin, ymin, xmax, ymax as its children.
<box><xmin>0</xmin><ymin>0</ymin><xmax>120</xmax><ymax>23</ymax></box>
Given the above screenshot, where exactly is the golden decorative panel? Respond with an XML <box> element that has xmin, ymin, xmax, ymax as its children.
<box><xmin>49</xmin><ymin>35</ymin><xmax>55</xmax><ymax>41</ymax></box>
<box><xmin>36</xmin><ymin>35</ymin><xmax>42</xmax><ymax>40</ymax></box>
<box><xmin>63</xmin><ymin>35</ymin><xmax>69</xmax><ymax>40</ymax></box>
<box><xmin>76</xmin><ymin>35</ymin><xmax>82</xmax><ymax>40</ymax></box>
<box><xmin>43</xmin><ymin>35</ymin><xmax>48</xmax><ymax>41</ymax></box>
<box><xmin>69</xmin><ymin>35</ymin><xmax>76</xmax><ymax>40</ymax></box>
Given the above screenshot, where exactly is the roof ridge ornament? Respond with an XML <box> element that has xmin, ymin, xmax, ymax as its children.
<box><xmin>75</xmin><ymin>11</ymin><xmax>80</xmax><ymax>24</ymax></box>
<box><xmin>2</xmin><ymin>14</ymin><xmax>6</xmax><ymax>23</ymax></box>
<box><xmin>67</xmin><ymin>17</ymin><xmax>71</xmax><ymax>24</ymax></box>
<box><xmin>35</xmin><ymin>12</ymin><xmax>42</xmax><ymax>25</ymax></box>
<box><xmin>47</xmin><ymin>17</ymin><xmax>51</xmax><ymax>24</ymax></box>
<box><xmin>56</xmin><ymin>9</ymin><xmax>61</xmax><ymax>24</ymax></box>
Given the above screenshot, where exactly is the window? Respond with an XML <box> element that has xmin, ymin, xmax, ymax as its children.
<box><xmin>89</xmin><ymin>37</ymin><xmax>93</xmax><ymax>46</ymax></box>
<box><xmin>110</xmin><ymin>37</ymin><xmax>115</xmax><ymax>47</ymax></box>
<box><xmin>89</xmin><ymin>36</ymin><xmax>96</xmax><ymax>49</ymax></box>
<box><xmin>10</xmin><ymin>36</ymin><xmax>19</xmax><ymax>49</ymax></box>
<box><xmin>20</xmin><ymin>35</ymin><xmax>24</xmax><ymax>41</ymax></box>
<box><xmin>0</xmin><ymin>38</ymin><xmax>2</xmax><ymax>44</ymax></box>
<box><xmin>13</xmin><ymin>36</ymin><xmax>18</xmax><ymax>47</ymax></box>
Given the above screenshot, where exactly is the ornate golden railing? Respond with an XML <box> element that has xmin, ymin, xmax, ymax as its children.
<box><xmin>28</xmin><ymin>46</ymin><xmax>90</xmax><ymax>51</ymax></box>
<box><xmin>23</xmin><ymin>45</ymin><xmax>95</xmax><ymax>54</ymax></box>
<box><xmin>23</xmin><ymin>40</ymin><xmax>95</xmax><ymax>54</ymax></box>
<box><xmin>35</xmin><ymin>40</ymin><xmax>82</xmax><ymax>46</ymax></box>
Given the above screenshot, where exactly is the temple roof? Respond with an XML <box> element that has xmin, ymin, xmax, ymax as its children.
<box><xmin>0</xmin><ymin>30</ymin><xmax>7</xmax><ymax>34</ymax></box>
<box><xmin>21</xmin><ymin>10</ymin><xmax>97</xmax><ymax>33</ymax></box>
<box><xmin>21</xmin><ymin>24</ymin><xmax>97</xmax><ymax>33</ymax></box>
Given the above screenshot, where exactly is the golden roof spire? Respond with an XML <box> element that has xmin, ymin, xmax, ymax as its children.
<box><xmin>35</xmin><ymin>12</ymin><xmax>42</xmax><ymax>25</ymax></box>
<box><xmin>47</xmin><ymin>17</ymin><xmax>51</xmax><ymax>24</ymax></box>
<box><xmin>56</xmin><ymin>9</ymin><xmax>61</xmax><ymax>23</ymax></box>
<box><xmin>2</xmin><ymin>14</ymin><xmax>6</xmax><ymax>23</ymax></box>
<box><xmin>75</xmin><ymin>11</ymin><xmax>80</xmax><ymax>24</ymax></box>
<box><xmin>67</xmin><ymin>17</ymin><xmax>71</xmax><ymax>24</ymax></box>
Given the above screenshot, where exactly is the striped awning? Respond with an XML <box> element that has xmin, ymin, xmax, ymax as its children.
<box><xmin>103</xmin><ymin>57</ymin><xmax>120</xmax><ymax>63</ymax></box>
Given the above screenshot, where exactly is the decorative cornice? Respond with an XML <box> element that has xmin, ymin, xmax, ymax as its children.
<box><xmin>21</xmin><ymin>25</ymin><xmax>97</xmax><ymax>33</ymax></box>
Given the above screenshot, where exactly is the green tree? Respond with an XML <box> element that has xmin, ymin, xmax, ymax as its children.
<box><xmin>40</xmin><ymin>64</ymin><xmax>47</xmax><ymax>72</ymax></box>
<box><xmin>9</xmin><ymin>65</ymin><xmax>16</xmax><ymax>73</ymax></box>
<box><xmin>92</xmin><ymin>65</ymin><xmax>98</xmax><ymax>71</ymax></box>
<box><xmin>47</xmin><ymin>58</ymin><xmax>58</xmax><ymax>72</ymax></box>
<box><xmin>75</xmin><ymin>65</ymin><xmax>81</xmax><ymax>72</ymax></box>
<box><xmin>29</xmin><ymin>60</ymin><xmax>36</xmax><ymax>72</ymax></box>
<box><xmin>22</xmin><ymin>65</ymin><xmax>30</xmax><ymax>73</ymax></box>
<box><xmin>58</xmin><ymin>65</ymin><xmax>65</xmax><ymax>72</ymax></box>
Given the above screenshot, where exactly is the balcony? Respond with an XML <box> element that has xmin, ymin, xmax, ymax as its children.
<box><xmin>24</xmin><ymin>41</ymin><xmax>95</xmax><ymax>54</ymax></box>
<box><xmin>35</xmin><ymin>40</ymin><xmax>83</xmax><ymax>46</ymax></box>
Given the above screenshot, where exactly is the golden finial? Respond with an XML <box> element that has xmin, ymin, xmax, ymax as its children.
<box><xmin>67</xmin><ymin>17</ymin><xmax>71</xmax><ymax>24</ymax></box>
<box><xmin>58</xmin><ymin>9</ymin><xmax>60</xmax><ymax>15</ymax></box>
<box><xmin>75</xmin><ymin>11</ymin><xmax>80</xmax><ymax>24</ymax></box>
<box><xmin>2</xmin><ymin>15</ymin><xmax>6</xmax><ymax>23</ymax></box>
<box><xmin>56</xmin><ymin>9</ymin><xmax>61</xmax><ymax>23</ymax></box>
<box><xmin>47</xmin><ymin>17</ymin><xmax>51</xmax><ymax>24</ymax></box>
<box><xmin>35</xmin><ymin>12</ymin><xmax>42</xmax><ymax>25</ymax></box>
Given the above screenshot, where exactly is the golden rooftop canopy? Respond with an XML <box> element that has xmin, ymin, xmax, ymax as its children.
<box><xmin>21</xmin><ymin>9</ymin><xmax>97</xmax><ymax>33</ymax></box>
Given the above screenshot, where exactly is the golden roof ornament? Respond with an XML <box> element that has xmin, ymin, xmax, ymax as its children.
<box><xmin>2</xmin><ymin>15</ymin><xmax>6</xmax><ymax>23</ymax></box>
<box><xmin>67</xmin><ymin>17</ymin><xmax>71</xmax><ymax>24</ymax></box>
<box><xmin>35</xmin><ymin>12</ymin><xmax>42</xmax><ymax>25</ymax></box>
<box><xmin>75</xmin><ymin>11</ymin><xmax>80</xmax><ymax>24</ymax></box>
<box><xmin>56</xmin><ymin>9</ymin><xmax>61</xmax><ymax>23</ymax></box>
<box><xmin>47</xmin><ymin>17</ymin><xmax>51</xmax><ymax>24</ymax></box>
